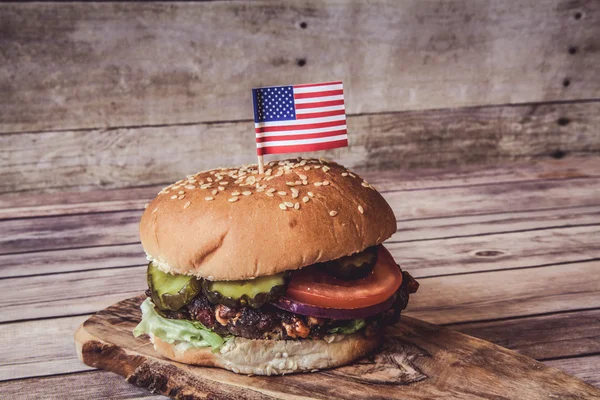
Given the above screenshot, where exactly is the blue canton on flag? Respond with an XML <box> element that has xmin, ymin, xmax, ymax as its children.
<box><xmin>252</xmin><ymin>86</ymin><xmax>296</xmax><ymax>123</ymax></box>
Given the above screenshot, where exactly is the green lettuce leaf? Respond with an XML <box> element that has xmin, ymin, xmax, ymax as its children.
<box><xmin>133</xmin><ymin>298</ymin><xmax>227</xmax><ymax>350</ymax></box>
<box><xmin>327</xmin><ymin>318</ymin><xmax>366</xmax><ymax>335</ymax></box>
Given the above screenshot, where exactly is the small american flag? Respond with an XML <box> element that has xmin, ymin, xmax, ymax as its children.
<box><xmin>252</xmin><ymin>81</ymin><xmax>348</xmax><ymax>155</ymax></box>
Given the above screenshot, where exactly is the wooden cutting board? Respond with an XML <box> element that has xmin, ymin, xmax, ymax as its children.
<box><xmin>75</xmin><ymin>295</ymin><xmax>600</xmax><ymax>400</ymax></box>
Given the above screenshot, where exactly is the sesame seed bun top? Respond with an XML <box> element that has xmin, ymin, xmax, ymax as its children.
<box><xmin>140</xmin><ymin>158</ymin><xmax>397</xmax><ymax>281</ymax></box>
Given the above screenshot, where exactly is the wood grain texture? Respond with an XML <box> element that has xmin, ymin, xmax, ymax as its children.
<box><xmin>0</xmin><ymin>315</ymin><xmax>92</xmax><ymax>381</ymax></box>
<box><xmin>2</xmin><ymin>101</ymin><xmax>599</xmax><ymax>194</ymax></box>
<box><xmin>451</xmin><ymin>309</ymin><xmax>600</xmax><ymax>361</ymax></box>
<box><xmin>0</xmin><ymin>371</ymin><xmax>165</xmax><ymax>400</ymax></box>
<box><xmin>0</xmin><ymin>266</ymin><xmax>146</xmax><ymax>323</ymax></box>
<box><xmin>546</xmin><ymin>355</ymin><xmax>600</xmax><ymax>389</ymax></box>
<box><xmin>74</xmin><ymin>296</ymin><xmax>600</xmax><ymax>400</ymax></box>
<box><xmin>1</xmin><ymin>1</ymin><xmax>599</xmax><ymax>134</ymax></box>
<box><xmin>0</xmin><ymin>243</ymin><xmax>143</xmax><ymax>278</ymax></box>
<box><xmin>390</xmin><ymin>224</ymin><xmax>600</xmax><ymax>277</ymax></box>
<box><xmin>409</xmin><ymin>260</ymin><xmax>600</xmax><ymax>325</ymax></box>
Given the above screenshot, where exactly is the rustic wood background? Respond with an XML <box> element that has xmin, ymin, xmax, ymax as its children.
<box><xmin>1</xmin><ymin>1</ymin><xmax>599</xmax><ymax>195</ymax></box>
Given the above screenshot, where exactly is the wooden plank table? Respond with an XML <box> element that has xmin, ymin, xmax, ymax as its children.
<box><xmin>1</xmin><ymin>158</ymin><xmax>599</xmax><ymax>398</ymax></box>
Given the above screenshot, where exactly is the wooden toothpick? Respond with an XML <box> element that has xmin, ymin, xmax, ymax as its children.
<box><xmin>257</xmin><ymin>155</ymin><xmax>265</xmax><ymax>174</ymax></box>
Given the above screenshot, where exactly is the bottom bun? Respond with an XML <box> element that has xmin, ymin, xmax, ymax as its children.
<box><xmin>150</xmin><ymin>329</ymin><xmax>383</xmax><ymax>376</ymax></box>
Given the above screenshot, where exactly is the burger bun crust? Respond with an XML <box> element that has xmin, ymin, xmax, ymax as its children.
<box><xmin>140</xmin><ymin>159</ymin><xmax>397</xmax><ymax>281</ymax></box>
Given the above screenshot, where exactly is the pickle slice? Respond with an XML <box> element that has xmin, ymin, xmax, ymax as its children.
<box><xmin>147</xmin><ymin>262</ymin><xmax>202</xmax><ymax>311</ymax></box>
<box><xmin>322</xmin><ymin>246</ymin><xmax>378</xmax><ymax>280</ymax></box>
<box><xmin>203</xmin><ymin>273</ymin><xmax>287</xmax><ymax>309</ymax></box>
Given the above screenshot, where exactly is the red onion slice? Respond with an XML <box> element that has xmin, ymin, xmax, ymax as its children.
<box><xmin>271</xmin><ymin>294</ymin><xmax>396</xmax><ymax>320</ymax></box>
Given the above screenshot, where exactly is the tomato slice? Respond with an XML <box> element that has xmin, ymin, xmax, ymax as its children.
<box><xmin>285</xmin><ymin>245</ymin><xmax>403</xmax><ymax>309</ymax></box>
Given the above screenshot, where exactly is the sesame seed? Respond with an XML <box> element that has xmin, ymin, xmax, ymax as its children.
<box><xmin>178</xmin><ymin>195</ymin><xmax>185</xmax><ymax>200</ymax></box>
<box><xmin>152</xmin><ymin>207</ymin><xmax>159</xmax><ymax>214</ymax></box>
<box><xmin>266</xmin><ymin>192</ymin><xmax>274</xmax><ymax>197</ymax></box>
<box><xmin>314</xmin><ymin>165</ymin><xmax>321</xmax><ymax>169</ymax></box>
<box><xmin>144</xmin><ymin>203</ymin><xmax>149</xmax><ymax>209</ymax></box>
<box><xmin>229</xmin><ymin>197</ymin><xmax>239</xmax><ymax>203</ymax></box>
<box><xmin>308</xmin><ymin>191</ymin><xmax>314</xmax><ymax>198</ymax></box>
<box><xmin>292</xmin><ymin>192</ymin><xmax>299</xmax><ymax>199</ymax></box>
<box><xmin>329</xmin><ymin>210</ymin><xmax>338</xmax><ymax>217</ymax></box>
<box><xmin>279</xmin><ymin>203</ymin><xmax>287</xmax><ymax>210</ymax></box>
<box><xmin>295</xmin><ymin>180</ymin><xmax>302</xmax><ymax>185</ymax></box>
<box><xmin>291</xmin><ymin>187</ymin><xmax>299</xmax><ymax>193</ymax></box>
<box><xmin>178</xmin><ymin>190</ymin><xmax>185</xmax><ymax>195</ymax></box>
<box><xmin>211</xmin><ymin>189</ymin><xmax>218</xmax><ymax>195</ymax></box>
<box><xmin>302</xmin><ymin>196</ymin><xmax>309</xmax><ymax>203</ymax></box>
<box><xmin>341</xmin><ymin>172</ymin><xmax>348</xmax><ymax>177</ymax></box>
<box><xmin>302</xmin><ymin>180</ymin><xmax>308</xmax><ymax>185</ymax></box>
<box><xmin>185</xmin><ymin>185</ymin><xmax>195</xmax><ymax>190</ymax></box>
<box><xmin>170</xmin><ymin>195</ymin><xmax>178</xmax><ymax>199</ymax></box>
<box><xmin>217</xmin><ymin>186</ymin><xmax>224</xmax><ymax>191</ymax></box>
<box><xmin>299</xmin><ymin>174</ymin><xmax>307</xmax><ymax>180</ymax></box>
<box><xmin>278</xmin><ymin>191</ymin><xmax>287</xmax><ymax>196</ymax></box>
<box><xmin>207</xmin><ymin>177</ymin><xmax>213</xmax><ymax>182</ymax></box>
<box><xmin>286</xmin><ymin>182</ymin><xmax>296</xmax><ymax>186</ymax></box>
<box><xmin>323</xmin><ymin>180</ymin><xmax>330</xmax><ymax>186</ymax></box>
<box><xmin>221</xmin><ymin>181</ymin><xmax>229</xmax><ymax>185</ymax></box>
<box><xmin>358</xmin><ymin>205</ymin><xmax>364</xmax><ymax>214</ymax></box>
<box><xmin>361</xmin><ymin>181</ymin><xmax>370</xmax><ymax>187</ymax></box>
<box><xmin>304</xmin><ymin>166</ymin><xmax>311</xmax><ymax>171</ymax></box>
<box><xmin>242</xmin><ymin>191</ymin><xmax>252</xmax><ymax>196</ymax></box>
<box><xmin>314</xmin><ymin>182</ymin><xmax>323</xmax><ymax>187</ymax></box>
<box><xmin>294</xmin><ymin>202</ymin><xmax>300</xmax><ymax>210</ymax></box>
<box><xmin>231</xmin><ymin>191</ymin><xmax>240</xmax><ymax>196</ymax></box>
<box><xmin>184</xmin><ymin>201</ymin><xmax>191</xmax><ymax>209</ymax></box>
<box><xmin>349</xmin><ymin>173</ymin><xmax>356</xmax><ymax>178</ymax></box>
<box><xmin>188</xmin><ymin>178</ymin><xmax>197</xmax><ymax>183</ymax></box>
<box><xmin>284</xmin><ymin>201</ymin><xmax>293</xmax><ymax>208</ymax></box>
<box><xmin>267</xmin><ymin>188</ymin><xmax>276</xmax><ymax>193</ymax></box>
<box><xmin>200</xmin><ymin>184</ymin><xmax>211</xmax><ymax>189</ymax></box>
<box><xmin>322</xmin><ymin>166</ymin><xmax>331</xmax><ymax>172</ymax></box>
<box><xmin>256</xmin><ymin>187</ymin><xmax>265</xmax><ymax>192</ymax></box>
<box><xmin>205</xmin><ymin>196</ymin><xmax>214</xmax><ymax>201</ymax></box>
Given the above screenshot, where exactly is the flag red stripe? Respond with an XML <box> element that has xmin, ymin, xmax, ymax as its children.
<box><xmin>293</xmin><ymin>89</ymin><xmax>343</xmax><ymax>99</ymax></box>
<box><xmin>294</xmin><ymin>99</ymin><xmax>345</xmax><ymax>109</ymax></box>
<box><xmin>293</xmin><ymin>81</ymin><xmax>342</xmax><ymax>89</ymax></box>
<box><xmin>296</xmin><ymin>109</ymin><xmax>345</xmax><ymax>120</ymax></box>
<box><xmin>256</xmin><ymin>129</ymin><xmax>347</xmax><ymax>143</ymax></box>
<box><xmin>256</xmin><ymin>139</ymin><xmax>348</xmax><ymax>155</ymax></box>
<box><xmin>255</xmin><ymin>120</ymin><xmax>345</xmax><ymax>133</ymax></box>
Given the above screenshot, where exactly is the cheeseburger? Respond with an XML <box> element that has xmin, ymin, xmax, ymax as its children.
<box><xmin>134</xmin><ymin>158</ymin><xmax>418</xmax><ymax>375</ymax></box>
